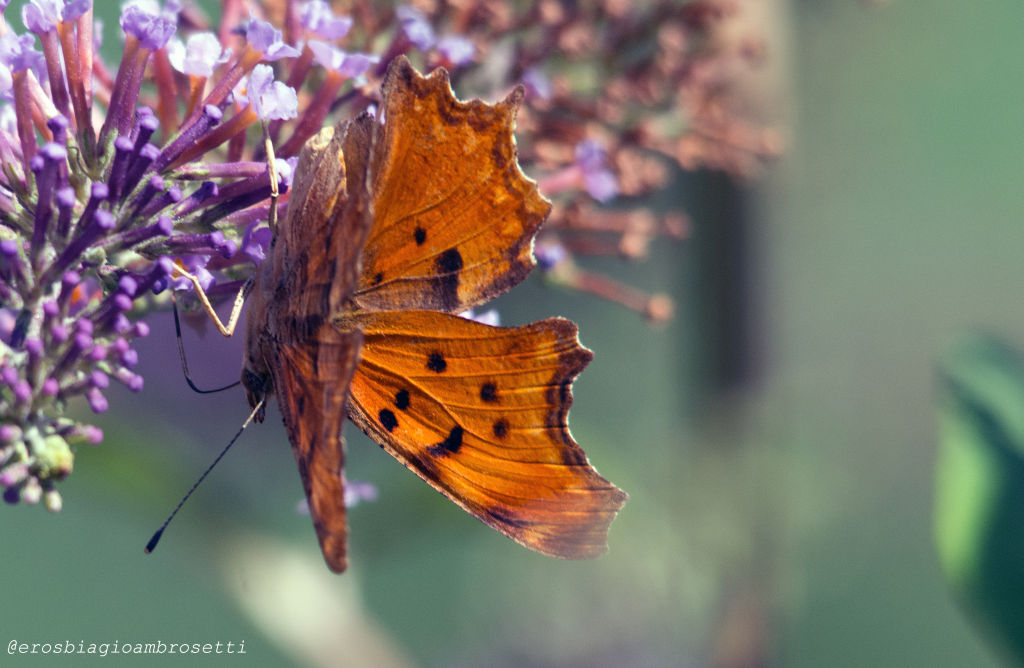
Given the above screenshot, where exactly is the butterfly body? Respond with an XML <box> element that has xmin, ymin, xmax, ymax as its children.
<box><xmin>242</xmin><ymin>57</ymin><xmax>626</xmax><ymax>573</ymax></box>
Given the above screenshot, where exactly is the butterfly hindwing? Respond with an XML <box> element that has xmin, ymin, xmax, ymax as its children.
<box><xmin>353</xmin><ymin>57</ymin><xmax>550</xmax><ymax>315</ymax></box>
<box><xmin>343</xmin><ymin>310</ymin><xmax>627</xmax><ymax>559</ymax></box>
<box><xmin>269</xmin><ymin>318</ymin><xmax>364</xmax><ymax>573</ymax></box>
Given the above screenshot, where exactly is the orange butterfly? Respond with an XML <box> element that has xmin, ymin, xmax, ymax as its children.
<box><xmin>240</xmin><ymin>57</ymin><xmax>627</xmax><ymax>573</ymax></box>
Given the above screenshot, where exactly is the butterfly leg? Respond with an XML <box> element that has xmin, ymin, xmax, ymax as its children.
<box><xmin>263</xmin><ymin>124</ymin><xmax>280</xmax><ymax>236</ymax></box>
<box><xmin>171</xmin><ymin>263</ymin><xmax>252</xmax><ymax>338</ymax></box>
<box><xmin>169</xmin><ymin>125</ymin><xmax>277</xmax><ymax>338</ymax></box>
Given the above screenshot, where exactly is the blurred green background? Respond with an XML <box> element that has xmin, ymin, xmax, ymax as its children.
<box><xmin>4</xmin><ymin>0</ymin><xmax>1024</xmax><ymax>665</ymax></box>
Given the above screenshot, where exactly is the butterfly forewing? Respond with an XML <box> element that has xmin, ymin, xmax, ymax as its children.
<box><xmin>352</xmin><ymin>58</ymin><xmax>550</xmax><ymax>315</ymax></box>
<box><xmin>268</xmin><ymin>115</ymin><xmax>374</xmax><ymax>330</ymax></box>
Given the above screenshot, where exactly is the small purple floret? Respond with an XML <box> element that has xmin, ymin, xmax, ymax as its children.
<box><xmin>397</xmin><ymin>6</ymin><xmax>435</xmax><ymax>50</ymax></box>
<box><xmin>248</xmin><ymin>64</ymin><xmax>298</xmax><ymax>120</ymax></box>
<box><xmin>62</xmin><ymin>0</ymin><xmax>91</xmax><ymax>22</ymax></box>
<box><xmin>118</xmin><ymin>275</ymin><xmax>138</xmax><ymax>297</ymax></box>
<box><xmin>40</xmin><ymin>141</ymin><xmax>67</xmax><ymax>161</ymax></box>
<box><xmin>437</xmin><ymin>36</ymin><xmax>475</xmax><ymax>66</ymax></box>
<box><xmin>13</xmin><ymin>379</ymin><xmax>31</xmax><ymax>402</ymax></box>
<box><xmin>120</xmin><ymin>5</ymin><xmax>176</xmax><ymax>51</ymax></box>
<box><xmin>0</xmin><ymin>424</ymin><xmax>21</xmax><ymax>443</ymax></box>
<box><xmin>340</xmin><ymin>53</ymin><xmax>378</xmax><ymax>78</ymax></box>
<box><xmin>56</xmin><ymin>186</ymin><xmax>75</xmax><ymax>208</ymax></box>
<box><xmin>301</xmin><ymin>1</ymin><xmax>352</xmax><ymax>40</ymax></box>
<box><xmin>1</xmin><ymin>366</ymin><xmax>18</xmax><ymax>386</ymax></box>
<box><xmin>87</xmin><ymin>387</ymin><xmax>108</xmax><ymax>413</ymax></box>
<box><xmin>50</xmin><ymin>323</ymin><xmax>68</xmax><ymax>343</ymax></box>
<box><xmin>168</xmin><ymin>32</ymin><xmax>226</xmax><ymax>77</ymax></box>
<box><xmin>112</xmin><ymin>314</ymin><xmax>131</xmax><ymax>334</ymax></box>
<box><xmin>0</xmin><ymin>32</ymin><xmax>44</xmax><ymax>72</ymax></box>
<box><xmin>90</xmin><ymin>370</ymin><xmax>109</xmax><ymax>389</ymax></box>
<box><xmin>246</xmin><ymin>15</ymin><xmax>300</xmax><ymax>60</ymax></box>
<box><xmin>0</xmin><ymin>462</ymin><xmax>29</xmax><ymax>487</ymax></box>
<box><xmin>575</xmin><ymin>140</ymin><xmax>619</xmax><ymax>203</ymax></box>
<box><xmin>536</xmin><ymin>241</ymin><xmax>568</xmax><ymax>270</ymax></box>
<box><xmin>25</xmin><ymin>337</ymin><xmax>43</xmax><ymax>356</ymax></box>
<box><xmin>240</xmin><ymin>221</ymin><xmax>271</xmax><ymax>264</ymax></box>
<box><xmin>120</xmin><ymin>348</ymin><xmax>139</xmax><ymax>367</ymax></box>
<box><xmin>22</xmin><ymin>0</ymin><xmax>62</xmax><ymax>35</ymax></box>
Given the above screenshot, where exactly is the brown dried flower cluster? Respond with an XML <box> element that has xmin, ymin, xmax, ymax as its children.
<box><xmin>266</xmin><ymin>0</ymin><xmax>781</xmax><ymax>322</ymax></box>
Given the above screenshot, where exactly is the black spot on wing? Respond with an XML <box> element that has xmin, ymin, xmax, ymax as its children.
<box><xmin>480</xmin><ymin>382</ymin><xmax>498</xmax><ymax>403</ymax></box>
<box><xmin>394</xmin><ymin>389</ymin><xmax>410</xmax><ymax>410</ymax></box>
<box><xmin>428</xmin><ymin>425</ymin><xmax>463</xmax><ymax>457</ymax></box>
<box><xmin>492</xmin><ymin>418</ymin><xmax>509</xmax><ymax>439</ymax></box>
<box><xmin>372</xmin><ymin>272</ymin><xmax>383</xmax><ymax>286</ymax></box>
<box><xmin>438</xmin><ymin>247</ymin><xmax>463</xmax><ymax>273</ymax></box>
<box><xmin>379</xmin><ymin>408</ymin><xmax>398</xmax><ymax>432</ymax></box>
<box><xmin>433</xmin><ymin>248</ymin><xmax>463</xmax><ymax>311</ymax></box>
<box><xmin>427</xmin><ymin>351</ymin><xmax>447</xmax><ymax>373</ymax></box>
<box><xmin>414</xmin><ymin>226</ymin><xmax>426</xmax><ymax>245</ymax></box>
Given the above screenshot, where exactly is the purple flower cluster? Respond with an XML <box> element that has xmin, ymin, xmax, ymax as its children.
<box><xmin>0</xmin><ymin>0</ymin><xmax>503</xmax><ymax>510</ymax></box>
<box><xmin>0</xmin><ymin>0</ymin><xmax>339</xmax><ymax>509</ymax></box>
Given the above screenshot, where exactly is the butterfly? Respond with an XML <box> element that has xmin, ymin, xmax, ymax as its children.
<box><xmin>241</xmin><ymin>56</ymin><xmax>627</xmax><ymax>573</ymax></box>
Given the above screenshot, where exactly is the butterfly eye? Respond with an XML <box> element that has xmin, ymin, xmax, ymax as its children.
<box><xmin>242</xmin><ymin>367</ymin><xmax>269</xmax><ymax>396</ymax></box>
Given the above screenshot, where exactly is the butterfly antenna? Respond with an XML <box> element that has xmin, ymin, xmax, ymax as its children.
<box><xmin>145</xmin><ymin>398</ymin><xmax>264</xmax><ymax>555</ymax></box>
<box><xmin>172</xmin><ymin>291</ymin><xmax>241</xmax><ymax>394</ymax></box>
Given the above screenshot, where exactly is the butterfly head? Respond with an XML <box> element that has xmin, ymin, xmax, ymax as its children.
<box><xmin>241</xmin><ymin>298</ymin><xmax>271</xmax><ymax>424</ymax></box>
<box><xmin>241</xmin><ymin>366</ymin><xmax>269</xmax><ymax>424</ymax></box>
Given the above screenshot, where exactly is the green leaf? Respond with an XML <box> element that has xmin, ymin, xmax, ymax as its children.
<box><xmin>936</xmin><ymin>334</ymin><xmax>1024</xmax><ymax>664</ymax></box>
